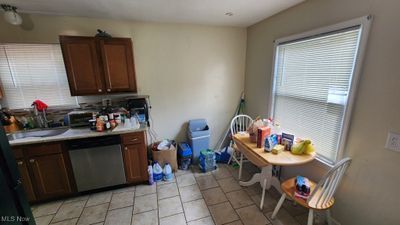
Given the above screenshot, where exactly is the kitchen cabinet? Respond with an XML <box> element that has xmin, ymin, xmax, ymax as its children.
<box><xmin>29</xmin><ymin>153</ymin><xmax>72</xmax><ymax>200</ymax></box>
<box><xmin>12</xmin><ymin>130</ymin><xmax>147</xmax><ymax>203</ymax></box>
<box><xmin>121</xmin><ymin>132</ymin><xmax>148</xmax><ymax>183</ymax></box>
<box><xmin>13</xmin><ymin>143</ymin><xmax>73</xmax><ymax>202</ymax></box>
<box><xmin>59</xmin><ymin>36</ymin><xmax>137</xmax><ymax>96</ymax></box>
<box><xmin>59</xmin><ymin>36</ymin><xmax>105</xmax><ymax>95</ymax></box>
<box><xmin>16</xmin><ymin>159</ymin><xmax>36</xmax><ymax>202</ymax></box>
<box><xmin>98</xmin><ymin>38</ymin><xmax>137</xmax><ymax>93</ymax></box>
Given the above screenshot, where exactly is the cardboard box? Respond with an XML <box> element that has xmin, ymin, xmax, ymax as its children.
<box><xmin>152</xmin><ymin>142</ymin><xmax>178</xmax><ymax>172</ymax></box>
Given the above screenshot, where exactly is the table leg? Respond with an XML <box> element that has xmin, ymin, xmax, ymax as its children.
<box><xmin>239</xmin><ymin>173</ymin><xmax>261</xmax><ymax>186</ymax></box>
<box><xmin>239</xmin><ymin>165</ymin><xmax>275</xmax><ymax>189</ymax></box>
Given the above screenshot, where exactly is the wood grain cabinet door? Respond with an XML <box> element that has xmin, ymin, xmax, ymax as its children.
<box><xmin>16</xmin><ymin>160</ymin><xmax>36</xmax><ymax>202</ymax></box>
<box><xmin>59</xmin><ymin>36</ymin><xmax>105</xmax><ymax>95</ymax></box>
<box><xmin>29</xmin><ymin>154</ymin><xmax>72</xmax><ymax>200</ymax></box>
<box><xmin>98</xmin><ymin>38</ymin><xmax>137</xmax><ymax>93</ymax></box>
<box><xmin>123</xmin><ymin>144</ymin><xmax>147</xmax><ymax>183</ymax></box>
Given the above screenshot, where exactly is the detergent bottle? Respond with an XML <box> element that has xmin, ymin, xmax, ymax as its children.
<box><xmin>152</xmin><ymin>161</ymin><xmax>163</xmax><ymax>182</ymax></box>
<box><xmin>148</xmin><ymin>165</ymin><xmax>154</xmax><ymax>185</ymax></box>
<box><xmin>163</xmin><ymin>163</ymin><xmax>173</xmax><ymax>181</ymax></box>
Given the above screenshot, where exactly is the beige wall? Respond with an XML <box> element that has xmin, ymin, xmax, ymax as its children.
<box><xmin>0</xmin><ymin>14</ymin><xmax>247</xmax><ymax>147</ymax></box>
<box><xmin>245</xmin><ymin>0</ymin><xmax>400</xmax><ymax>224</ymax></box>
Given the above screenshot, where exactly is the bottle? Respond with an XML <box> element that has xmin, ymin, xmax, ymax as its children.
<box><xmin>148</xmin><ymin>165</ymin><xmax>154</xmax><ymax>185</ymax></box>
<box><xmin>96</xmin><ymin>117</ymin><xmax>104</xmax><ymax>132</ymax></box>
<box><xmin>163</xmin><ymin>163</ymin><xmax>173</xmax><ymax>181</ymax></box>
<box><xmin>152</xmin><ymin>161</ymin><xmax>163</xmax><ymax>182</ymax></box>
<box><xmin>104</xmin><ymin>117</ymin><xmax>111</xmax><ymax>130</ymax></box>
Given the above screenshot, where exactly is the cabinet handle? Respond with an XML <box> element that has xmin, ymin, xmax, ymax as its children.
<box><xmin>29</xmin><ymin>159</ymin><xmax>35</xmax><ymax>163</ymax></box>
<box><xmin>107</xmin><ymin>88</ymin><xmax>111</xmax><ymax>92</ymax></box>
<box><xmin>130</xmin><ymin>138</ymin><xmax>139</xmax><ymax>142</ymax></box>
<box><xmin>98</xmin><ymin>89</ymin><xmax>102</xmax><ymax>92</ymax></box>
<box><xmin>124</xmin><ymin>147</ymin><xmax>128</xmax><ymax>150</ymax></box>
<box><xmin>17</xmin><ymin>161</ymin><xmax>23</xmax><ymax>165</ymax></box>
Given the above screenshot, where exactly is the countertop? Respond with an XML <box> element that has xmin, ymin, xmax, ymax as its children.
<box><xmin>8</xmin><ymin>124</ymin><xmax>148</xmax><ymax>146</ymax></box>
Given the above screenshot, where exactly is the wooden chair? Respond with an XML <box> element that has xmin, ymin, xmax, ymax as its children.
<box><xmin>271</xmin><ymin>157</ymin><xmax>352</xmax><ymax>225</ymax></box>
<box><xmin>227</xmin><ymin>114</ymin><xmax>253</xmax><ymax>180</ymax></box>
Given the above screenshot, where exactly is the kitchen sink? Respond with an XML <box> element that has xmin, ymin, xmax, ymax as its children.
<box><xmin>7</xmin><ymin>128</ymin><xmax>69</xmax><ymax>141</ymax></box>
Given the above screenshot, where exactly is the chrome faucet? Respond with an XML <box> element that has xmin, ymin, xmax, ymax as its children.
<box><xmin>32</xmin><ymin>104</ymin><xmax>49</xmax><ymax>128</ymax></box>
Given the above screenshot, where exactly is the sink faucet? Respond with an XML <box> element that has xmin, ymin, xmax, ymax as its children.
<box><xmin>32</xmin><ymin>104</ymin><xmax>49</xmax><ymax>128</ymax></box>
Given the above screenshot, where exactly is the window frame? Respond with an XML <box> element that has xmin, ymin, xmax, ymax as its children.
<box><xmin>268</xmin><ymin>15</ymin><xmax>373</xmax><ymax>165</ymax></box>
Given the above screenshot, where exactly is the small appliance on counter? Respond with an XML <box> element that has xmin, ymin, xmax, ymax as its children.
<box><xmin>68</xmin><ymin>111</ymin><xmax>94</xmax><ymax>128</ymax></box>
<box><xmin>125</xmin><ymin>97</ymin><xmax>149</xmax><ymax>126</ymax></box>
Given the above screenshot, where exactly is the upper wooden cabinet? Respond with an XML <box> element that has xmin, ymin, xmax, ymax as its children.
<box><xmin>98</xmin><ymin>38</ymin><xmax>137</xmax><ymax>93</ymax></box>
<box><xmin>59</xmin><ymin>36</ymin><xmax>105</xmax><ymax>95</ymax></box>
<box><xmin>59</xmin><ymin>36</ymin><xmax>137</xmax><ymax>96</ymax></box>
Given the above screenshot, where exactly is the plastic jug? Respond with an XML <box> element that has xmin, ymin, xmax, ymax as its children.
<box><xmin>148</xmin><ymin>165</ymin><xmax>154</xmax><ymax>185</ymax></box>
<box><xmin>153</xmin><ymin>161</ymin><xmax>163</xmax><ymax>182</ymax></box>
<box><xmin>163</xmin><ymin>163</ymin><xmax>173</xmax><ymax>181</ymax></box>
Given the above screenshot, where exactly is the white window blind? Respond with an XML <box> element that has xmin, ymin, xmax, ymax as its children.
<box><xmin>0</xmin><ymin>43</ymin><xmax>77</xmax><ymax>109</ymax></box>
<box><xmin>272</xmin><ymin>27</ymin><xmax>362</xmax><ymax>163</ymax></box>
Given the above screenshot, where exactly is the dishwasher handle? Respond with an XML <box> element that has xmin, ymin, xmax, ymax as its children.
<box><xmin>66</xmin><ymin>135</ymin><xmax>121</xmax><ymax>150</ymax></box>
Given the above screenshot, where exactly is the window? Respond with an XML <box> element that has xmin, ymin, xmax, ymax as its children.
<box><xmin>0</xmin><ymin>43</ymin><xmax>77</xmax><ymax>109</ymax></box>
<box><xmin>270</xmin><ymin>16</ymin><xmax>371</xmax><ymax>164</ymax></box>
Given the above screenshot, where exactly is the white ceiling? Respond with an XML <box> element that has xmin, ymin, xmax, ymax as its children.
<box><xmin>4</xmin><ymin>0</ymin><xmax>304</xmax><ymax>27</ymax></box>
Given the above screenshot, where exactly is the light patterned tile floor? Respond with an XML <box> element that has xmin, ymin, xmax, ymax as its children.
<box><xmin>31</xmin><ymin>163</ymin><xmax>324</xmax><ymax>225</ymax></box>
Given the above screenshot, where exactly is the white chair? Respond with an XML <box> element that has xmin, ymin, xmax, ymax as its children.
<box><xmin>271</xmin><ymin>157</ymin><xmax>352</xmax><ymax>225</ymax></box>
<box><xmin>228</xmin><ymin>114</ymin><xmax>253</xmax><ymax>180</ymax></box>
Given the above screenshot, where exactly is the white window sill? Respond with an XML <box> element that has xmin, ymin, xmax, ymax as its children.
<box><xmin>315</xmin><ymin>155</ymin><xmax>335</xmax><ymax>169</ymax></box>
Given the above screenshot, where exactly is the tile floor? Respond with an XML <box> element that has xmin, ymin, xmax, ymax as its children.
<box><xmin>31</xmin><ymin>163</ymin><xmax>329</xmax><ymax>225</ymax></box>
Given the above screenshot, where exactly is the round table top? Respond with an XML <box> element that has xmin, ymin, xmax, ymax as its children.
<box><xmin>233</xmin><ymin>133</ymin><xmax>316</xmax><ymax>167</ymax></box>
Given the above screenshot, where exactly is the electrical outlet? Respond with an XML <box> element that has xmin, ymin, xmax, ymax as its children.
<box><xmin>385</xmin><ymin>131</ymin><xmax>400</xmax><ymax>152</ymax></box>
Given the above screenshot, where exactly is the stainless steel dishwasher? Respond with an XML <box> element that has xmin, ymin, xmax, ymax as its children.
<box><xmin>67</xmin><ymin>135</ymin><xmax>126</xmax><ymax>192</ymax></box>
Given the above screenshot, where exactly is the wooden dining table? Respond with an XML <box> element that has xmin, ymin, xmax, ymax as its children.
<box><xmin>233</xmin><ymin>132</ymin><xmax>316</xmax><ymax>209</ymax></box>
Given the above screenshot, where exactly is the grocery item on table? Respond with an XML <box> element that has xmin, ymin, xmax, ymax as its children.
<box><xmin>291</xmin><ymin>139</ymin><xmax>315</xmax><ymax>155</ymax></box>
<box><xmin>294</xmin><ymin>176</ymin><xmax>311</xmax><ymax>199</ymax></box>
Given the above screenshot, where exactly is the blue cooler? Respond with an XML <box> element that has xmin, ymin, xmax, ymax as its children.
<box><xmin>188</xmin><ymin>119</ymin><xmax>210</xmax><ymax>163</ymax></box>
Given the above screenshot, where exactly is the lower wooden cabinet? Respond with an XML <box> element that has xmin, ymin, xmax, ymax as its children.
<box><xmin>29</xmin><ymin>153</ymin><xmax>72</xmax><ymax>200</ymax></box>
<box><xmin>122</xmin><ymin>132</ymin><xmax>148</xmax><ymax>183</ymax></box>
<box><xmin>13</xmin><ymin>143</ymin><xmax>73</xmax><ymax>202</ymax></box>
<box><xmin>123</xmin><ymin>144</ymin><xmax>147</xmax><ymax>183</ymax></box>
<box><xmin>12</xmin><ymin>131</ymin><xmax>148</xmax><ymax>202</ymax></box>
<box><xmin>16</xmin><ymin>159</ymin><xmax>36</xmax><ymax>202</ymax></box>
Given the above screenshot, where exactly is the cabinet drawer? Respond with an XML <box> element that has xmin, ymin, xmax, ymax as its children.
<box><xmin>25</xmin><ymin>143</ymin><xmax>63</xmax><ymax>157</ymax></box>
<box><xmin>121</xmin><ymin>132</ymin><xmax>144</xmax><ymax>145</ymax></box>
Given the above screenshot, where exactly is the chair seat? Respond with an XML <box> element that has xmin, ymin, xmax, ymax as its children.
<box><xmin>281</xmin><ymin>177</ymin><xmax>335</xmax><ymax>210</ymax></box>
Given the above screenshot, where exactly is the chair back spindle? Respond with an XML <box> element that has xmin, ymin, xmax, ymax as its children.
<box><xmin>230</xmin><ymin>115</ymin><xmax>253</xmax><ymax>135</ymax></box>
<box><xmin>308</xmin><ymin>157</ymin><xmax>352</xmax><ymax>209</ymax></box>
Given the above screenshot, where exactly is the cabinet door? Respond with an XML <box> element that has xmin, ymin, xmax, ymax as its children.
<box><xmin>59</xmin><ymin>36</ymin><xmax>105</xmax><ymax>95</ymax></box>
<box><xmin>98</xmin><ymin>38</ymin><xmax>137</xmax><ymax>93</ymax></box>
<box><xmin>16</xmin><ymin>160</ymin><xmax>36</xmax><ymax>202</ymax></box>
<box><xmin>123</xmin><ymin>144</ymin><xmax>147</xmax><ymax>183</ymax></box>
<box><xmin>29</xmin><ymin>154</ymin><xmax>72</xmax><ymax>200</ymax></box>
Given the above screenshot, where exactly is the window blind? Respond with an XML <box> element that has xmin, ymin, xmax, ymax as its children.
<box><xmin>272</xmin><ymin>27</ymin><xmax>361</xmax><ymax>163</ymax></box>
<box><xmin>0</xmin><ymin>43</ymin><xmax>77</xmax><ymax>109</ymax></box>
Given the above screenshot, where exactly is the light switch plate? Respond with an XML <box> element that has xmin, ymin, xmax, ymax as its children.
<box><xmin>385</xmin><ymin>131</ymin><xmax>400</xmax><ymax>152</ymax></box>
